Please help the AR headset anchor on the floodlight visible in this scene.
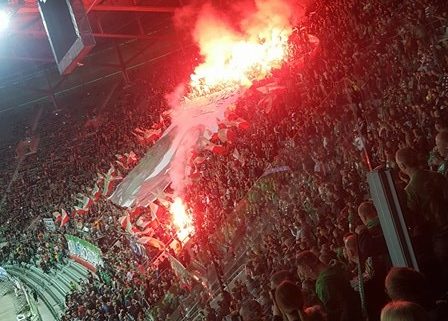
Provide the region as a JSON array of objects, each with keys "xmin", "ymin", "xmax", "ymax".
[{"xmin": 0, "ymin": 10, "xmax": 10, "ymax": 31}]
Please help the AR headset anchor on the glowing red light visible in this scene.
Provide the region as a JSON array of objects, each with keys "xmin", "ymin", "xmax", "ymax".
[{"xmin": 170, "ymin": 197, "xmax": 194, "ymax": 242}]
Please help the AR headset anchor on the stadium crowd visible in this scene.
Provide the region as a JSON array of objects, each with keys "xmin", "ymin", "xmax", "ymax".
[
  {"xmin": 0, "ymin": 0, "xmax": 448, "ymax": 320},
  {"xmin": 182, "ymin": 0, "xmax": 448, "ymax": 320},
  {"xmin": 0, "ymin": 57, "xmax": 186, "ymax": 320}
]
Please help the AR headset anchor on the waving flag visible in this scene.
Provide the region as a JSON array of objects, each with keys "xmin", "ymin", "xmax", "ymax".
[
  {"xmin": 137, "ymin": 236, "xmax": 165, "ymax": 249},
  {"xmin": 128, "ymin": 206, "xmax": 145, "ymax": 220},
  {"xmin": 205, "ymin": 142, "xmax": 226, "ymax": 155},
  {"xmin": 149, "ymin": 202, "xmax": 165, "ymax": 219},
  {"xmin": 96, "ymin": 171, "xmax": 105, "ymax": 185},
  {"xmin": 53, "ymin": 211, "xmax": 62, "ymax": 223},
  {"xmin": 217, "ymin": 128, "xmax": 236, "ymax": 143},
  {"xmin": 116, "ymin": 151, "xmax": 138, "ymax": 170},
  {"xmin": 91, "ymin": 183, "xmax": 102, "ymax": 202},
  {"xmin": 110, "ymin": 88, "xmax": 243, "ymax": 208},
  {"xmin": 119, "ymin": 215, "xmax": 129, "ymax": 230},
  {"xmin": 126, "ymin": 221, "xmax": 139, "ymax": 235},
  {"xmin": 118, "ymin": 213, "xmax": 138, "ymax": 234},
  {"xmin": 133, "ymin": 128, "xmax": 162, "ymax": 145},
  {"xmin": 115, "ymin": 153, "xmax": 126, "ymax": 164},
  {"xmin": 134, "ymin": 225, "xmax": 155, "ymax": 237},
  {"xmin": 74, "ymin": 194, "xmax": 93, "ymax": 215},
  {"xmin": 116, "ymin": 160, "xmax": 130, "ymax": 171},
  {"xmin": 136, "ymin": 214, "xmax": 154, "ymax": 229},
  {"xmin": 167, "ymin": 253, "xmax": 193, "ymax": 288},
  {"xmin": 107, "ymin": 164, "xmax": 119, "ymax": 177},
  {"xmin": 74, "ymin": 206, "xmax": 86, "ymax": 216},
  {"xmin": 125, "ymin": 151, "xmax": 138, "ymax": 166},
  {"xmin": 60, "ymin": 209, "xmax": 70, "ymax": 227},
  {"xmin": 229, "ymin": 118, "xmax": 250, "ymax": 130},
  {"xmin": 115, "ymin": 154, "xmax": 129, "ymax": 170},
  {"xmin": 103, "ymin": 166, "xmax": 123, "ymax": 196}
]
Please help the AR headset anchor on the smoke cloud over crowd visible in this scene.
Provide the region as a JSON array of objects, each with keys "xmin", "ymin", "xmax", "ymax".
[{"xmin": 166, "ymin": 0, "xmax": 307, "ymax": 197}]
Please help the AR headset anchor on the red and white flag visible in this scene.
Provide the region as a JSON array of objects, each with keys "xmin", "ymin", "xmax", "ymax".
[
  {"xmin": 116, "ymin": 151, "xmax": 138, "ymax": 170},
  {"xmin": 125, "ymin": 151, "xmax": 138, "ymax": 166},
  {"xmin": 91, "ymin": 183, "xmax": 102, "ymax": 202},
  {"xmin": 137, "ymin": 236, "xmax": 165, "ymax": 249},
  {"xmin": 205, "ymin": 142, "xmax": 226, "ymax": 155},
  {"xmin": 126, "ymin": 221, "xmax": 139, "ymax": 235},
  {"xmin": 116, "ymin": 160, "xmax": 129, "ymax": 171},
  {"xmin": 228, "ymin": 118, "xmax": 250, "ymax": 130},
  {"xmin": 106, "ymin": 164, "xmax": 119, "ymax": 177},
  {"xmin": 103, "ymin": 166, "xmax": 123, "ymax": 196},
  {"xmin": 136, "ymin": 214, "xmax": 153, "ymax": 229},
  {"xmin": 217, "ymin": 128, "xmax": 236, "ymax": 144},
  {"xmin": 60, "ymin": 209, "xmax": 70, "ymax": 227},
  {"xmin": 96, "ymin": 172, "xmax": 105, "ymax": 187},
  {"xmin": 192, "ymin": 155, "xmax": 206, "ymax": 165},
  {"xmin": 53, "ymin": 211, "xmax": 62, "ymax": 223},
  {"xmin": 149, "ymin": 202, "xmax": 165, "ymax": 218},
  {"xmin": 115, "ymin": 153, "xmax": 126, "ymax": 164},
  {"xmin": 119, "ymin": 214, "xmax": 129, "ymax": 230},
  {"xmin": 119, "ymin": 213, "xmax": 139, "ymax": 234},
  {"xmin": 74, "ymin": 194, "xmax": 93, "ymax": 215},
  {"xmin": 133, "ymin": 128, "xmax": 162, "ymax": 145},
  {"xmin": 128, "ymin": 206, "xmax": 145, "ymax": 220},
  {"xmin": 134, "ymin": 225, "xmax": 155, "ymax": 237}
]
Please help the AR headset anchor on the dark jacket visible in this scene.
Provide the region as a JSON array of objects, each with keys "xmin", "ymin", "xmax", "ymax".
[{"xmin": 315, "ymin": 264, "xmax": 363, "ymax": 321}]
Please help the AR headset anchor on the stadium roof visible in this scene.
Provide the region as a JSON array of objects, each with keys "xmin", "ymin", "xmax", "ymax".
[{"xmin": 0, "ymin": 0, "xmax": 184, "ymax": 113}]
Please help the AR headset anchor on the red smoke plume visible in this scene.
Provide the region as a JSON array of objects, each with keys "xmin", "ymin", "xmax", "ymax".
[{"xmin": 166, "ymin": 0, "xmax": 304, "ymax": 197}]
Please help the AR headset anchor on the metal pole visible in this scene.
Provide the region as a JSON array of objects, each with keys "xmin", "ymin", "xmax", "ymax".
[
  {"xmin": 206, "ymin": 240, "xmax": 226, "ymax": 295},
  {"xmin": 114, "ymin": 41, "xmax": 130, "ymax": 84}
]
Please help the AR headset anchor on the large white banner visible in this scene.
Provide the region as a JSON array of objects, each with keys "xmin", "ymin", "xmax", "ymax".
[{"xmin": 110, "ymin": 88, "xmax": 243, "ymax": 208}]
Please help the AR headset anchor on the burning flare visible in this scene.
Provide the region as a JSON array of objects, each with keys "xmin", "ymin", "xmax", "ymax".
[
  {"xmin": 170, "ymin": 197, "xmax": 194, "ymax": 242},
  {"xmin": 187, "ymin": 0, "xmax": 294, "ymax": 96}
]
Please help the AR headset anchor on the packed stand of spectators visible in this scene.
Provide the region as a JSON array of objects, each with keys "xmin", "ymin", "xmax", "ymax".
[
  {"xmin": 178, "ymin": 0, "xmax": 448, "ymax": 321},
  {"xmin": 0, "ymin": 224, "xmax": 67, "ymax": 273},
  {"xmin": 0, "ymin": 54, "xmax": 192, "ymax": 320},
  {"xmin": 1, "ymin": 0, "xmax": 448, "ymax": 320}
]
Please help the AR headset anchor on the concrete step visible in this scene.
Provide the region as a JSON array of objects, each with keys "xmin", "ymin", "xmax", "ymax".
[
  {"xmin": 8, "ymin": 265, "xmax": 66, "ymax": 307},
  {"xmin": 24, "ymin": 265, "xmax": 67, "ymax": 303},
  {"xmin": 54, "ymin": 270, "xmax": 73, "ymax": 292},
  {"xmin": 57, "ymin": 262, "xmax": 89, "ymax": 286},
  {"xmin": 68, "ymin": 261, "xmax": 90, "ymax": 278},
  {"xmin": 6, "ymin": 268, "xmax": 62, "ymax": 320}
]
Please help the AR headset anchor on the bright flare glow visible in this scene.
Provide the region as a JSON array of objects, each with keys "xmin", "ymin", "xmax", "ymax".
[
  {"xmin": 188, "ymin": 3, "xmax": 293, "ymax": 97},
  {"xmin": 170, "ymin": 197, "xmax": 194, "ymax": 242},
  {"xmin": 0, "ymin": 10, "xmax": 11, "ymax": 32}
]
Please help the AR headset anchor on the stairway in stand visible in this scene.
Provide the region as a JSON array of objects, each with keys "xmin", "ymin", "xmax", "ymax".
[{"xmin": 5, "ymin": 260, "xmax": 90, "ymax": 320}]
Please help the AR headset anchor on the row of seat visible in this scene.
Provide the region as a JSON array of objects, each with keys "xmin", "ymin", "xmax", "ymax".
[{"xmin": 5, "ymin": 260, "xmax": 89, "ymax": 320}]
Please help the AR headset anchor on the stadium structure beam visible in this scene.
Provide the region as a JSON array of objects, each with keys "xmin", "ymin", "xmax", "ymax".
[
  {"xmin": 93, "ymin": 33, "xmax": 164, "ymax": 40},
  {"xmin": 18, "ymin": 5, "xmax": 177, "ymax": 14},
  {"xmin": 0, "ymin": 56, "xmax": 53, "ymax": 62},
  {"xmin": 91, "ymin": 5, "xmax": 177, "ymax": 13},
  {"xmin": 114, "ymin": 40, "xmax": 130, "ymax": 83},
  {"xmin": 13, "ymin": 29, "xmax": 169, "ymax": 40},
  {"xmin": 124, "ymin": 42, "xmax": 154, "ymax": 65},
  {"xmin": 86, "ymin": 0, "xmax": 103, "ymax": 14}
]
